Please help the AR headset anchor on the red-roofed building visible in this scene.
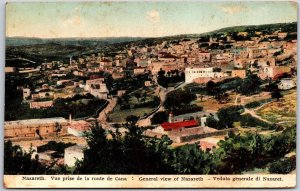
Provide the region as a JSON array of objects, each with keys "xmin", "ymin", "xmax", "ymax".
[{"xmin": 161, "ymin": 120, "xmax": 198, "ymax": 131}]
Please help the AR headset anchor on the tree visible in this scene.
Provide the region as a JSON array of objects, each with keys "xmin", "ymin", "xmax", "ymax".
[
  {"xmin": 206, "ymin": 81, "xmax": 225, "ymax": 101},
  {"xmin": 134, "ymin": 92, "xmax": 141, "ymax": 102},
  {"xmin": 171, "ymin": 143, "xmax": 215, "ymax": 174},
  {"xmin": 205, "ymin": 115, "xmax": 219, "ymax": 129},
  {"xmin": 271, "ymin": 88, "xmax": 283, "ymax": 101},
  {"xmin": 215, "ymin": 92, "xmax": 229, "ymax": 104},
  {"xmin": 157, "ymin": 69, "xmax": 168, "ymax": 87},
  {"xmin": 213, "ymin": 67, "xmax": 222, "ymax": 72},
  {"xmin": 269, "ymin": 156, "xmax": 296, "ymax": 174},
  {"xmin": 238, "ymin": 73, "xmax": 262, "ymax": 95},
  {"xmin": 126, "ymin": 115, "xmax": 139, "ymax": 124},
  {"xmin": 151, "ymin": 111, "xmax": 168, "ymax": 124},
  {"xmin": 206, "ymin": 81, "xmax": 217, "ymax": 95},
  {"xmin": 75, "ymin": 122, "xmax": 175, "ymax": 174},
  {"xmin": 214, "ymin": 132, "xmax": 265, "ymax": 174},
  {"xmin": 265, "ymin": 80, "xmax": 278, "ymax": 92},
  {"xmin": 164, "ymin": 89, "xmax": 196, "ymax": 110},
  {"xmin": 4, "ymin": 141, "xmax": 46, "ymax": 174},
  {"xmin": 217, "ymin": 105, "xmax": 244, "ymax": 128}
]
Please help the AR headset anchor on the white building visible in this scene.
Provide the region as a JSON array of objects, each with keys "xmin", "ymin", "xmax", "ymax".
[
  {"xmin": 185, "ymin": 67, "xmax": 215, "ymax": 83},
  {"xmin": 89, "ymin": 84, "xmax": 109, "ymax": 99},
  {"xmin": 278, "ymin": 79, "xmax": 296, "ymax": 90},
  {"xmin": 64, "ymin": 145, "xmax": 86, "ymax": 167}
]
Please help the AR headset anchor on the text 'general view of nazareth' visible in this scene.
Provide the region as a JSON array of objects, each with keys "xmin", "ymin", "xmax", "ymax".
[{"xmin": 5, "ymin": 2, "xmax": 297, "ymax": 176}]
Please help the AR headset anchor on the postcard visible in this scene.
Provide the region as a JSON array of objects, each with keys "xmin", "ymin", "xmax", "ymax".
[{"xmin": 4, "ymin": 1, "xmax": 297, "ymax": 188}]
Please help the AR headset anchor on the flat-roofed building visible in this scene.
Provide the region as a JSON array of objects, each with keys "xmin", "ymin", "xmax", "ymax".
[
  {"xmin": 185, "ymin": 67, "xmax": 214, "ymax": 83},
  {"xmin": 4, "ymin": 117, "xmax": 68, "ymax": 138}
]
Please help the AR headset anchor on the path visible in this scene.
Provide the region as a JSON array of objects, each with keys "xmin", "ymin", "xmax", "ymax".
[
  {"xmin": 98, "ymin": 97, "xmax": 117, "ymax": 130},
  {"xmin": 242, "ymin": 108, "xmax": 273, "ymax": 124},
  {"xmin": 137, "ymin": 82, "xmax": 187, "ymax": 127},
  {"xmin": 234, "ymin": 94, "xmax": 240, "ymax": 105}
]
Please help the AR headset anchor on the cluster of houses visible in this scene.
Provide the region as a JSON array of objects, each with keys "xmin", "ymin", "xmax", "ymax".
[
  {"xmin": 4, "ymin": 29, "xmax": 297, "ymax": 168},
  {"xmin": 6, "ymin": 29, "xmax": 296, "ymax": 111}
]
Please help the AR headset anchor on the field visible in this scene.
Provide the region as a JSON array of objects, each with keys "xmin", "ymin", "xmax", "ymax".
[
  {"xmin": 193, "ymin": 92, "xmax": 237, "ymax": 112},
  {"xmin": 108, "ymin": 87, "xmax": 159, "ymax": 122},
  {"xmin": 108, "ymin": 105, "xmax": 153, "ymax": 122},
  {"xmin": 256, "ymin": 89, "xmax": 296, "ymax": 127}
]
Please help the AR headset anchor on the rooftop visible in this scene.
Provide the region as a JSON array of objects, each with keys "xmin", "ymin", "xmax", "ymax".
[
  {"xmin": 5, "ymin": 117, "xmax": 67, "ymax": 128},
  {"xmin": 161, "ymin": 120, "xmax": 198, "ymax": 131}
]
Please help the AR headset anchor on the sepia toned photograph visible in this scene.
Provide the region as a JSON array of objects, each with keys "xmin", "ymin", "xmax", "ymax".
[{"xmin": 4, "ymin": 1, "xmax": 297, "ymax": 188}]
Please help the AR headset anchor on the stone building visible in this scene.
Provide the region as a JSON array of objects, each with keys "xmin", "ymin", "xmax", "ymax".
[{"xmin": 4, "ymin": 117, "xmax": 68, "ymax": 138}]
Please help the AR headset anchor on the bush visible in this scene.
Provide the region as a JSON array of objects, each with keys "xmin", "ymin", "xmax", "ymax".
[{"xmin": 269, "ymin": 156, "xmax": 296, "ymax": 174}]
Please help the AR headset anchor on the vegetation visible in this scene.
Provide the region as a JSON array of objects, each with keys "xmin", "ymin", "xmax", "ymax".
[
  {"xmin": 37, "ymin": 141, "xmax": 76, "ymax": 155},
  {"xmin": 75, "ymin": 123, "xmax": 295, "ymax": 174},
  {"xmin": 106, "ymin": 74, "xmax": 149, "ymax": 95},
  {"xmin": 108, "ymin": 106, "xmax": 153, "ymax": 122},
  {"xmin": 151, "ymin": 111, "xmax": 169, "ymax": 125},
  {"xmin": 5, "ymin": 122, "xmax": 295, "ymax": 175},
  {"xmin": 269, "ymin": 156, "xmax": 296, "ymax": 174},
  {"xmin": 7, "ymin": 96, "xmax": 107, "ymax": 121},
  {"xmin": 271, "ymin": 88, "xmax": 283, "ymax": 101},
  {"xmin": 164, "ymin": 89, "xmax": 202, "ymax": 115},
  {"xmin": 206, "ymin": 106, "xmax": 276, "ymax": 130},
  {"xmin": 157, "ymin": 69, "xmax": 185, "ymax": 88},
  {"xmin": 237, "ymin": 73, "xmax": 262, "ymax": 96},
  {"xmin": 240, "ymin": 114, "xmax": 273, "ymax": 129},
  {"xmin": 4, "ymin": 141, "xmax": 46, "ymax": 174},
  {"xmin": 256, "ymin": 89, "xmax": 296, "ymax": 127},
  {"xmin": 244, "ymin": 99, "xmax": 271, "ymax": 109},
  {"xmin": 74, "ymin": 123, "xmax": 175, "ymax": 174},
  {"xmin": 245, "ymin": 101, "xmax": 261, "ymax": 108},
  {"xmin": 205, "ymin": 115, "xmax": 221, "ymax": 129},
  {"xmin": 110, "ymin": 89, "xmax": 160, "ymax": 122},
  {"xmin": 214, "ymin": 127, "xmax": 296, "ymax": 174},
  {"xmin": 216, "ymin": 105, "xmax": 244, "ymax": 129}
]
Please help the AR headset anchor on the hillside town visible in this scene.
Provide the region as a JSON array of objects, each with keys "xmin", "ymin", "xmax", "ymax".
[{"xmin": 5, "ymin": 27, "xmax": 297, "ymax": 173}]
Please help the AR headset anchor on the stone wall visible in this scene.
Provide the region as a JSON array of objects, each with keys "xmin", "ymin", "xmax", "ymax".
[
  {"xmin": 179, "ymin": 128, "xmax": 238, "ymax": 143},
  {"xmin": 4, "ymin": 119, "xmax": 68, "ymax": 138}
]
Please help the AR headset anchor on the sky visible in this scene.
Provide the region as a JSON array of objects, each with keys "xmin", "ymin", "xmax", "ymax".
[{"xmin": 6, "ymin": 1, "xmax": 298, "ymax": 38}]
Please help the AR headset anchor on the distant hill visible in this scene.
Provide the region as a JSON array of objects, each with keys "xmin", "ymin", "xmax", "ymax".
[
  {"xmin": 171, "ymin": 22, "xmax": 297, "ymax": 38},
  {"xmin": 5, "ymin": 37, "xmax": 145, "ymax": 65},
  {"xmin": 199, "ymin": 21, "xmax": 297, "ymax": 36},
  {"xmin": 127, "ymin": 22, "xmax": 297, "ymax": 47},
  {"xmin": 5, "ymin": 22, "xmax": 297, "ymax": 67},
  {"xmin": 6, "ymin": 37, "xmax": 145, "ymax": 47}
]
